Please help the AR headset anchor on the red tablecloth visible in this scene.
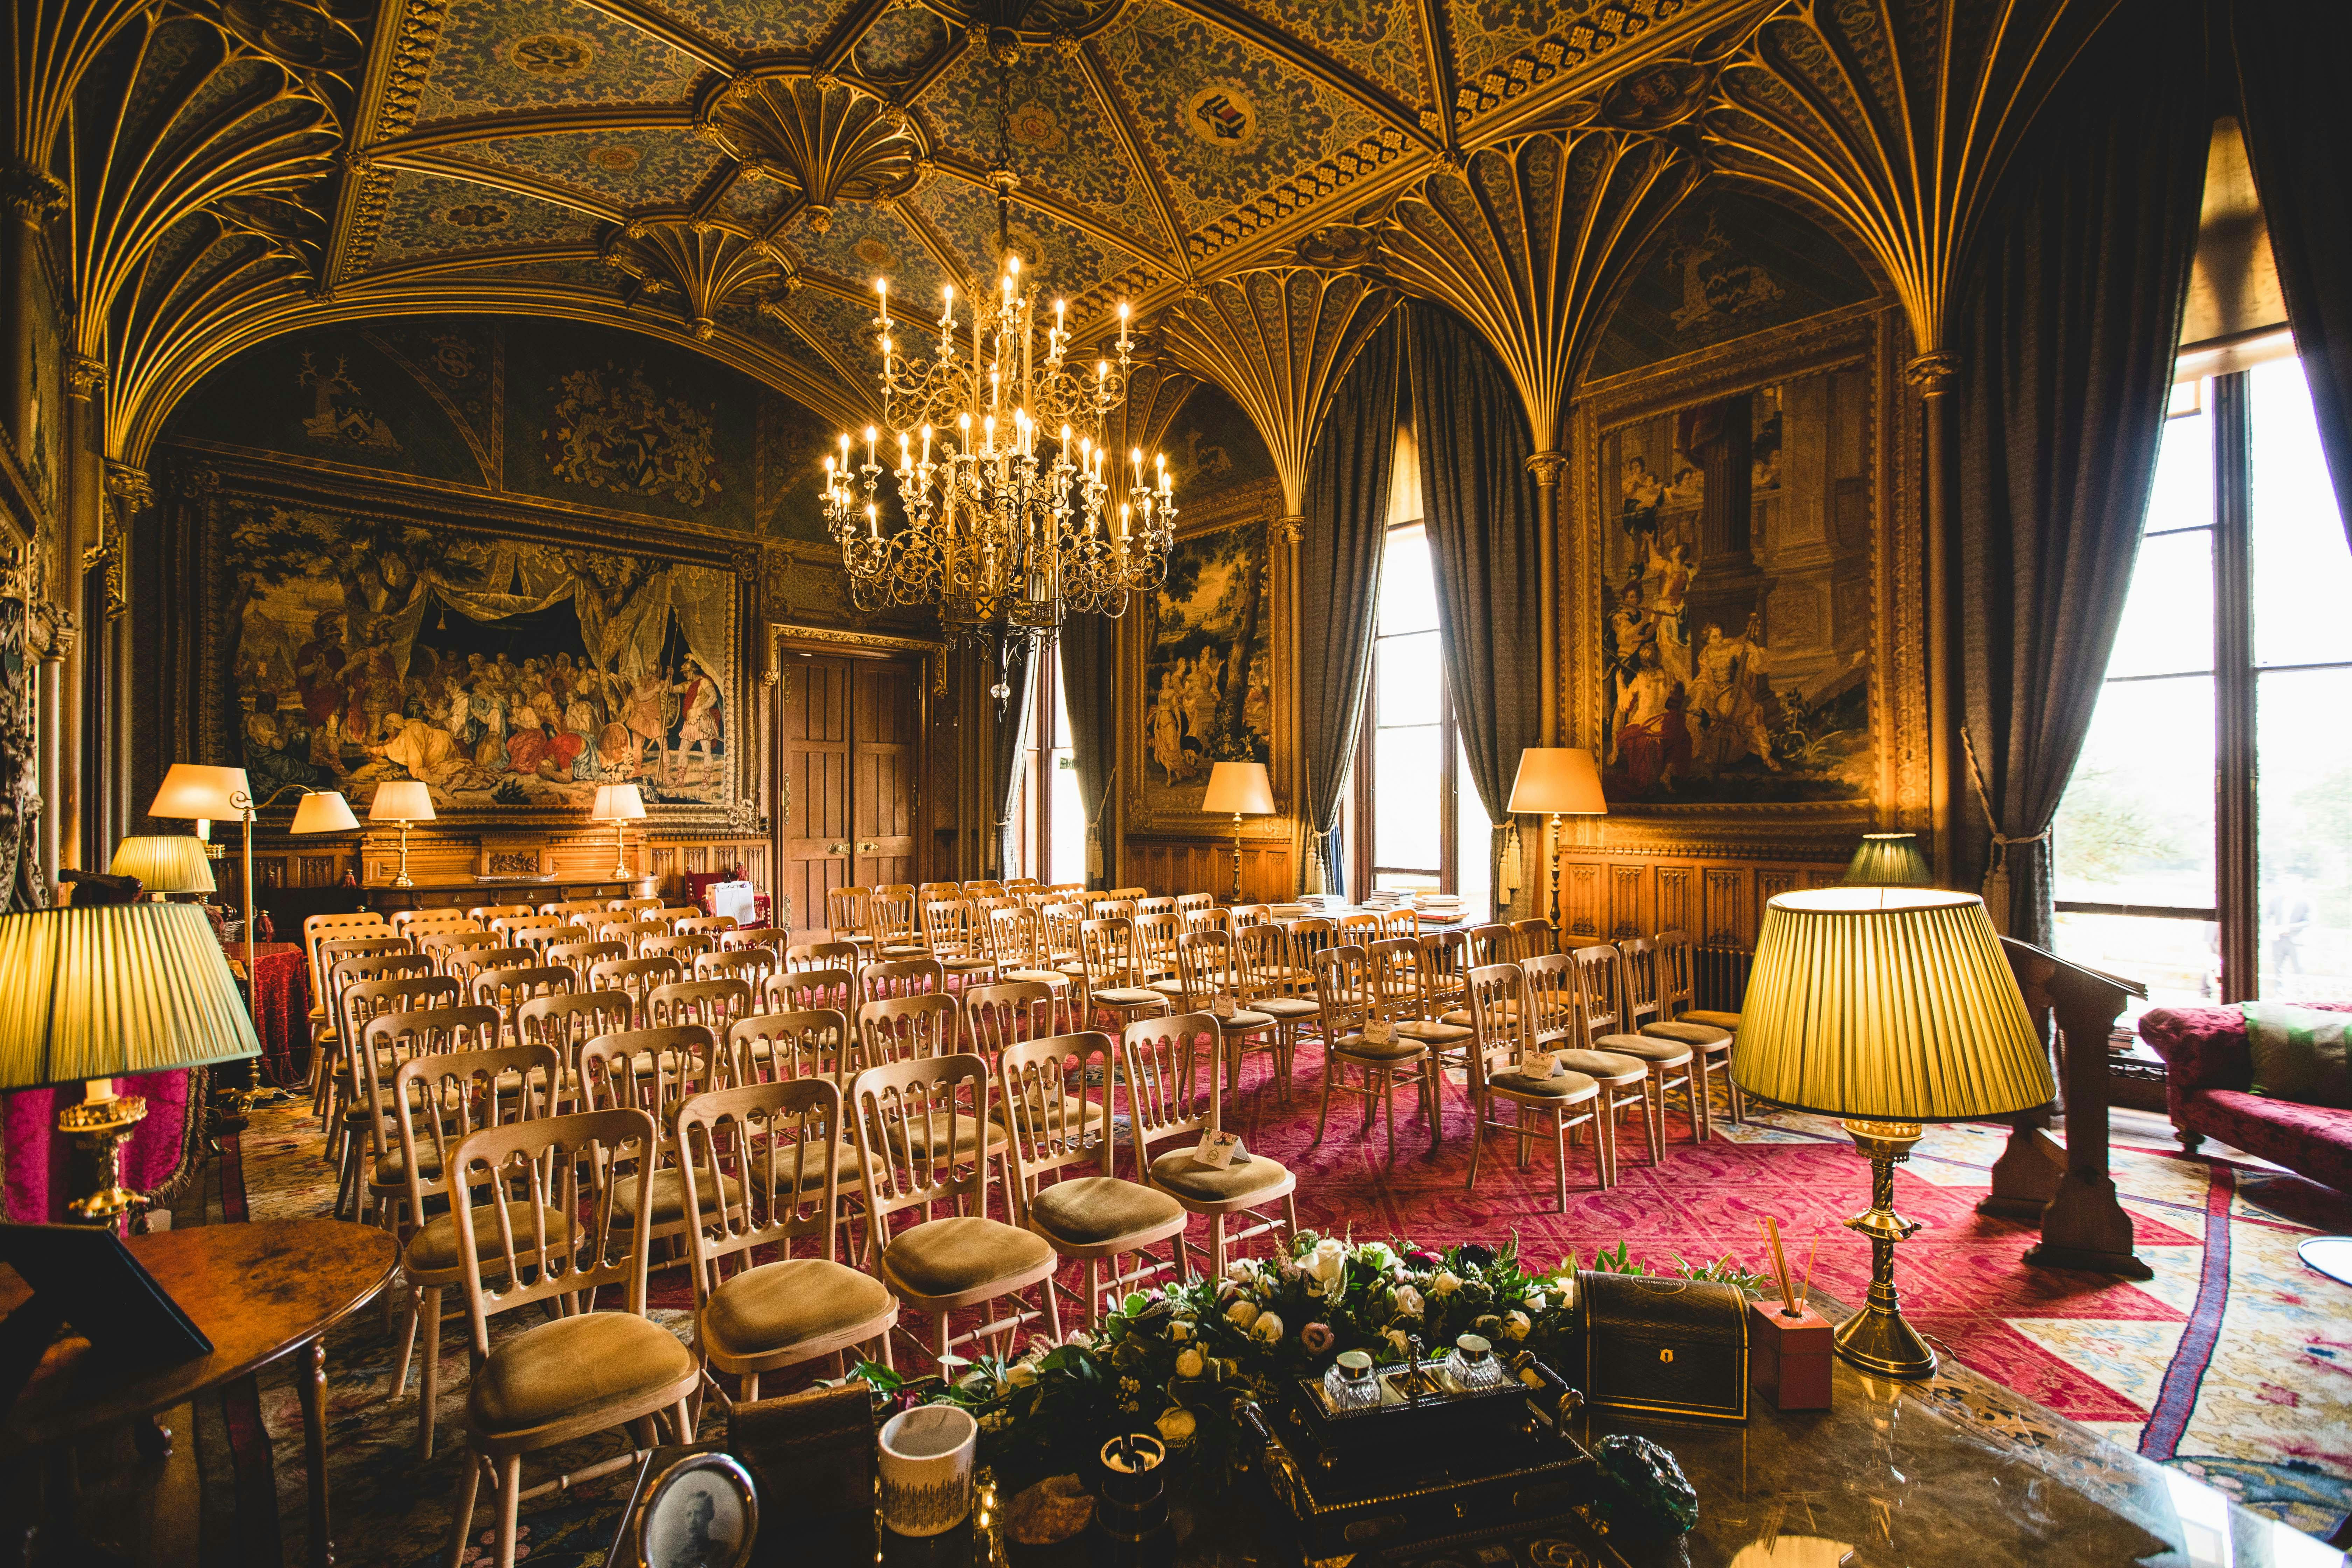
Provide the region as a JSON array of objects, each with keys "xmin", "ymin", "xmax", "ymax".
[{"xmin": 0, "ymin": 943, "xmax": 308, "ymax": 1223}]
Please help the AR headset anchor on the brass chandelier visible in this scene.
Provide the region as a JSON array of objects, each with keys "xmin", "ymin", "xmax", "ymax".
[{"xmin": 821, "ymin": 247, "xmax": 1177, "ymax": 678}]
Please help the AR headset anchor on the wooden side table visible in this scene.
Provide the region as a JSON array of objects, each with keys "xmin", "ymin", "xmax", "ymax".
[{"xmin": 0, "ymin": 1218, "xmax": 398, "ymax": 1567}]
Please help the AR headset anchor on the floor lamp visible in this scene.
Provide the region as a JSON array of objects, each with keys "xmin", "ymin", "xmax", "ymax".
[
  {"xmin": 1507, "ymin": 749, "xmax": 1606, "ymax": 932},
  {"xmin": 1200, "ymin": 762, "xmax": 1273, "ymax": 904},
  {"xmin": 1734, "ymin": 886, "xmax": 2054, "ymax": 1377},
  {"xmin": 149, "ymin": 765, "xmax": 360, "ymax": 982},
  {"xmin": 592, "ymin": 782, "xmax": 646, "ymax": 880}
]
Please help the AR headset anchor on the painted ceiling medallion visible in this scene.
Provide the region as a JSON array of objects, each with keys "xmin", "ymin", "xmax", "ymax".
[
  {"xmin": 696, "ymin": 75, "xmax": 922, "ymax": 233},
  {"xmin": 601, "ymin": 216, "xmax": 790, "ymax": 341},
  {"xmin": 1182, "ymin": 82, "xmax": 1258, "ymax": 150},
  {"xmin": 587, "ymin": 144, "xmax": 645, "ymax": 173},
  {"xmin": 507, "ymin": 32, "xmax": 597, "ymax": 79},
  {"xmin": 1004, "ymin": 99, "xmax": 1065, "ymax": 153}
]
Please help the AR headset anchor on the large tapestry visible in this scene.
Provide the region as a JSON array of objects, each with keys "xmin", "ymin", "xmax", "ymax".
[
  {"xmin": 1140, "ymin": 519, "xmax": 1274, "ymax": 816},
  {"xmin": 1597, "ymin": 360, "xmax": 1875, "ymax": 805},
  {"xmin": 222, "ymin": 500, "xmax": 736, "ymax": 816}
]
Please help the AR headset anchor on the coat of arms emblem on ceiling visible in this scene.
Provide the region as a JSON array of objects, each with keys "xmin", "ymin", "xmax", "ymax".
[{"xmin": 544, "ymin": 364, "xmax": 720, "ymax": 508}]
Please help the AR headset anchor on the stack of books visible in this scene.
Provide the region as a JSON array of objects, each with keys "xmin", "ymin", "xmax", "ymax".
[{"xmin": 1414, "ymin": 893, "xmax": 1465, "ymax": 926}]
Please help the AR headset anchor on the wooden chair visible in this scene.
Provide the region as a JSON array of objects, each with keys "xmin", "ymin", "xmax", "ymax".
[
  {"xmin": 1175, "ymin": 929, "xmax": 1279, "ymax": 1095},
  {"xmin": 1310, "ymin": 944, "xmax": 1436, "ymax": 1163},
  {"xmin": 1464, "ymin": 922, "xmax": 1516, "ymax": 969},
  {"xmin": 326, "ymin": 959, "xmax": 442, "ymax": 1212},
  {"xmin": 824, "ymin": 886, "xmax": 876, "ymax": 957},
  {"xmin": 439, "ymin": 1109, "xmax": 700, "ymax": 1568},
  {"xmin": 866, "ymin": 886, "xmax": 925, "ymax": 958},
  {"xmin": 920, "ymin": 898, "xmax": 1000, "ymax": 987},
  {"xmin": 542, "ymin": 900, "xmax": 609, "ymax": 923},
  {"xmin": 1522, "ymin": 953, "xmax": 1643, "ymax": 1187},
  {"xmin": 392, "ymin": 908, "xmax": 476, "ymax": 941},
  {"xmin": 304, "ymin": 911, "xmax": 390, "ymax": 1006},
  {"xmin": 788, "ymin": 938, "xmax": 862, "ymax": 969},
  {"xmin": 1651, "ymin": 928, "xmax": 1742, "ymax": 1125},
  {"xmin": 641, "ymin": 932, "xmax": 715, "ymax": 965},
  {"xmin": 695, "ymin": 946, "xmax": 782, "ymax": 994},
  {"xmin": 1368, "ymin": 935, "xmax": 1474, "ymax": 1119},
  {"xmin": 649, "ymin": 977, "xmax": 755, "ymax": 1036},
  {"xmin": 1037, "ymin": 902, "xmax": 1091, "ymax": 995},
  {"xmin": 1568, "ymin": 944, "xmax": 1701, "ymax": 1157},
  {"xmin": 1231, "ymin": 922, "xmax": 1318, "ymax": 1102},
  {"xmin": 856, "ymin": 992, "xmax": 964, "ymax": 1069},
  {"xmin": 727, "ymin": 1008, "xmax": 854, "ymax": 1090},
  {"xmin": 589, "ymin": 954, "xmax": 683, "ymax": 1027},
  {"xmin": 382, "ymin": 1036, "xmax": 555, "ymax": 1460},
  {"xmin": 1078, "ymin": 917, "xmax": 1171, "ymax": 1029},
  {"xmin": 444, "ymin": 947, "xmax": 536, "ymax": 997},
  {"xmin": 513, "ymin": 924, "xmax": 585, "ymax": 964},
  {"xmin": 1378, "ymin": 907, "xmax": 1421, "ymax": 939},
  {"xmin": 848, "ymin": 1053, "xmax": 1060, "ymax": 1362},
  {"xmin": 765, "ymin": 965, "xmax": 857, "ymax": 1018},
  {"xmin": 579, "ymin": 1026, "xmax": 731, "ymax": 1264},
  {"xmin": 1460, "ymin": 962, "xmax": 1604, "ymax": 1210},
  {"xmin": 676, "ymin": 915, "xmax": 737, "ymax": 939},
  {"xmin": 1511, "ymin": 916, "xmax": 1558, "ymax": 958},
  {"xmin": 465, "ymin": 903, "xmax": 536, "ymax": 925},
  {"xmin": 600, "ymin": 918, "xmax": 672, "ymax": 955},
  {"xmin": 1105, "ymin": 886, "xmax": 1149, "ymax": 902},
  {"xmin": 422, "ymin": 929, "xmax": 505, "ymax": 976},
  {"xmin": 547, "ymin": 938, "xmax": 628, "ymax": 976},
  {"xmin": 656, "ymin": 905, "xmax": 706, "ymax": 928},
  {"xmin": 514, "ymin": 990, "xmax": 635, "ymax": 1104},
  {"xmin": 676, "ymin": 1078, "xmax": 896, "ymax": 1408},
  {"xmin": 1121, "ymin": 1013, "xmax": 1297, "ymax": 1277},
  {"xmin": 963, "ymin": 979, "xmax": 1062, "ymax": 1062},
  {"xmin": 609, "ymin": 896, "xmax": 667, "ymax": 915},
  {"xmin": 358, "ymin": 1003, "xmax": 505, "ymax": 1231},
  {"xmin": 719, "ymin": 927, "xmax": 790, "ymax": 956},
  {"xmin": 1088, "ymin": 897, "xmax": 1139, "ymax": 923},
  {"xmin": 469, "ymin": 965, "xmax": 575, "ymax": 1045},
  {"xmin": 1000, "ymin": 1031, "xmax": 1188, "ymax": 1325},
  {"xmin": 1135, "ymin": 912, "xmax": 1186, "ymax": 999},
  {"xmin": 1173, "ymin": 892, "xmax": 1214, "ymax": 916},
  {"xmin": 1337, "ymin": 912, "xmax": 1384, "ymax": 944},
  {"xmin": 309, "ymin": 931, "xmax": 407, "ymax": 1111}
]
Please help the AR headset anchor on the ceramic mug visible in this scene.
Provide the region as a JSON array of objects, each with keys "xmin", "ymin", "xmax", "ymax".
[{"xmin": 877, "ymin": 1404, "xmax": 978, "ymax": 1537}]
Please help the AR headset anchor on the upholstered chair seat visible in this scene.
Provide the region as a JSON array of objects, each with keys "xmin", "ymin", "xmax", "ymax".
[
  {"xmin": 612, "ymin": 1168, "xmax": 743, "ymax": 1226},
  {"xmin": 1251, "ymin": 996, "xmax": 1320, "ymax": 1021},
  {"xmin": 1091, "ymin": 985, "xmax": 1166, "ymax": 1008},
  {"xmin": 1642, "ymin": 1020, "xmax": 1732, "ymax": 1048},
  {"xmin": 466, "ymin": 1311, "xmax": 697, "ymax": 1437},
  {"xmin": 700, "ymin": 1259, "xmax": 896, "ymax": 1363},
  {"xmin": 880, "ymin": 1215, "xmax": 1056, "ymax": 1298},
  {"xmin": 1552, "ymin": 1048, "xmax": 1648, "ymax": 1082},
  {"xmin": 1491, "ymin": 1065, "xmax": 1601, "ymax": 1099},
  {"xmin": 1681, "ymin": 1009, "xmax": 1742, "ymax": 1032},
  {"xmin": 992, "ymin": 1092, "xmax": 1088, "ymax": 1136},
  {"xmin": 891, "ymin": 1108, "xmax": 1012, "ymax": 1160},
  {"xmin": 1395, "ymin": 1018, "xmax": 1472, "ymax": 1045},
  {"xmin": 404, "ymin": 1202, "xmax": 573, "ymax": 1274},
  {"xmin": 1026, "ymin": 1176, "xmax": 1185, "ymax": 1249},
  {"xmin": 1146, "ymin": 1147, "xmax": 1293, "ymax": 1204},
  {"xmin": 1329, "ymin": 1032, "xmax": 1428, "ymax": 1064},
  {"xmin": 1591, "ymin": 1033, "xmax": 1694, "ymax": 1066}
]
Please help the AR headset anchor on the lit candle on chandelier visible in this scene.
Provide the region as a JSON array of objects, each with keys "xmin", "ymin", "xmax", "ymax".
[
  {"xmin": 920, "ymin": 424, "xmax": 932, "ymax": 467},
  {"xmin": 866, "ymin": 425, "xmax": 877, "ymax": 468},
  {"xmin": 1118, "ymin": 501, "xmax": 1129, "ymax": 539},
  {"xmin": 1117, "ymin": 301, "xmax": 1130, "ymax": 349},
  {"xmin": 1130, "ymin": 447, "xmax": 1142, "ymax": 489},
  {"xmin": 983, "ymin": 414, "xmax": 996, "ymax": 457},
  {"xmin": 875, "ymin": 275, "xmax": 889, "ymax": 321},
  {"xmin": 866, "ymin": 502, "xmax": 878, "ymax": 538}
]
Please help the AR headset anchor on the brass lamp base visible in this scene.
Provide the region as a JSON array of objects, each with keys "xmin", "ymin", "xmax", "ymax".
[
  {"xmin": 391, "ymin": 819, "xmax": 415, "ymax": 888},
  {"xmin": 1833, "ymin": 1118, "xmax": 1937, "ymax": 1380},
  {"xmin": 612, "ymin": 819, "xmax": 631, "ymax": 880},
  {"xmin": 1227, "ymin": 811, "xmax": 1244, "ymax": 903},
  {"xmin": 56, "ymin": 1088, "xmax": 150, "ymax": 1224}
]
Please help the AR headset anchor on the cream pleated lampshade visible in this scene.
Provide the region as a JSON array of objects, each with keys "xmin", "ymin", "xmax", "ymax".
[
  {"xmin": 0, "ymin": 903, "xmax": 261, "ymax": 1092},
  {"xmin": 110, "ymin": 835, "xmax": 217, "ymax": 895},
  {"xmin": 1733, "ymin": 887, "xmax": 2053, "ymax": 1122}
]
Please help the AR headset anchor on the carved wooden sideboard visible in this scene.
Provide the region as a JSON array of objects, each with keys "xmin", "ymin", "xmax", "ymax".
[{"xmin": 1557, "ymin": 850, "xmax": 1849, "ymax": 1011}]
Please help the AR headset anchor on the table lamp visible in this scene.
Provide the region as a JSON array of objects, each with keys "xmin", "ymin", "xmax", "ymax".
[
  {"xmin": 592, "ymin": 782, "xmax": 646, "ymax": 880},
  {"xmin": 369, "ymin": 780, "xmax": 435, "ymax": 888},
  {"xmin": 1199, "ymin": 762, "xmax": 1273, "ymax": 904},
  {"xmin": 1507, "ymin": 748, "xmax": 1606, "ymax": 932},
  {"xmin": 0, "ymin": 903, "xmax": 262, "ymax": 1221},
  {"xmin": 150, "ymin": 768, "xmax": 361, "ymax": 980},
  {"xmin": 1841, "ymin": 832, "xmax": 1932, "ymax": 887},
  {"xmin": 109, "ymin": 836, "xmax": 217, "ymax": 897},
  {"xmin": 1734, "ymin": 887, "xmax": 2053, "ymax": 1378}
]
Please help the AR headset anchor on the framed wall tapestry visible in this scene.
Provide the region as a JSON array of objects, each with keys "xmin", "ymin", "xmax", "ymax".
[
  {"xmin": 1123, "ymin": 483, "xmax": 1286, "ymax": 827},
  {"xmin": 192, "ymin": 472, "xmax": 756, "ymax": 829},
  {"xmin": 1568, "ymin": 305, "xmax": 1923, "ymax": 855}
]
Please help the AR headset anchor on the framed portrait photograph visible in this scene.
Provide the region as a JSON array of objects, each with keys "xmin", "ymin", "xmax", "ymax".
[{"xmin": 632, "ymin": 1451, "xmax": 758, "ymax": 1568}]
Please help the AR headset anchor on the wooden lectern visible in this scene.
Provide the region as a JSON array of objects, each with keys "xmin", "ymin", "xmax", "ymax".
[{"xmin": 1978, "ymin": 938, "xmax": 2152, "ymax": 1279}]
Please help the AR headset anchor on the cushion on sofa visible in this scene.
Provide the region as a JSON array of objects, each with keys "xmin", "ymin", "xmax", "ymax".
[
  {"xmin": 2179, "ymin": 1089, "xmax": 2352, "ymax": 1193},
  {"xmin": 2240, "ymin": 1001, "xmax": 2352, "ymax": 1108}
]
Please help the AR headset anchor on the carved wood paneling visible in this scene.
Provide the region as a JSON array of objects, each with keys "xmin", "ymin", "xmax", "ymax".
[
  {"xmin": 1125, "ymin": 837, "xmax": 1294, "ymax": 905},
  {"xmin": 1563, "ymin": 862, "xmax": 1603, "ymax": 938},
  {"xmin": 1654, "ymin": 864, "xmax": 1692, "ymax": 937},
  {"xmin": 1563, "ymin": 854, "xmax": 1845, "ymax": 957},
  {"xmin": 1702, "ymin": 867, "xmax": 1743, "ymax": 949},
  {"xmin": 1608, "ymin": 863, "xmax": 1646, "ymax": 940}
]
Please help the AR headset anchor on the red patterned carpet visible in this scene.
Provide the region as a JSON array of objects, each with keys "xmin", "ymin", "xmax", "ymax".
[{"xmin": 198, "ymin": 1041, "xmax": 2352, "ymax": 1562}]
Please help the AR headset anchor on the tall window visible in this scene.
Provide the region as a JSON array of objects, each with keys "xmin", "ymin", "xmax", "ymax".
[
  {"xmin": 1341, "ymin": 429, "xmax": 1494, "ymax": 913},
  {"xmin": 1014, "ymin": 646, "xmax": 1087, "ymax": 885},
  {"xmin": 2052, "ymin": 353, "xmax": 2352, "ymax": 1016}
]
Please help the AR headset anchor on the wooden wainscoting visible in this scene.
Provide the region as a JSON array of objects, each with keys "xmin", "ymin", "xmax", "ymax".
[
  {"xmin": 234, "ymin": 830, "xmax": 774, "ymax": 905},
  {"xmin": 1125, "ymin": 835, "xmax": 1295, "ymax": 902},
  {"xmin": 1557, "ymin": 852, "xmax": 1846, "ymax": 1012}
]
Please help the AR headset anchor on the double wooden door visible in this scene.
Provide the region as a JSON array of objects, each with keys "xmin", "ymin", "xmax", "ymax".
[{"xmin": 776, "ymin": 652, "xmax": 924, "ymax": 932}]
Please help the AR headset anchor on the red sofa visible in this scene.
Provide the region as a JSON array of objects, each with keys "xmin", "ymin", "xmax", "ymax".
[{"xmin": 2140, "ymin": 1004, "xmax": 2352, "ymax": 1193}]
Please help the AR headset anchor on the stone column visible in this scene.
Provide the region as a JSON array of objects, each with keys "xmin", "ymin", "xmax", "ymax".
[
  {"xmin": 59, "ymin": 354, "xmax": 104, "ymax": 869},
  {"xmin": 103, "ymin": 462, "xmax": 146, "ymax": 850},
  {"xmin": 1909, "ymin": 351, "xmax": 1961, "ymax": 885},
  {"xmin": 1525, "ymin": 451, "xmax": 1566, "ymax": 750}
]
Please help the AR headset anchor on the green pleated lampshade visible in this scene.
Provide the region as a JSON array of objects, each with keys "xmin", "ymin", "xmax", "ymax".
[
  {"xmin": 1733, "ymin": 888, "xmax": 2053, "ymax": 1122},
  {"xmin": 1841, "ymin": 833, "xmax": 1932, "ymax": 887},
  {"xmin": 0, "ymin": 903, "xmax": 261, "ymax": 1092}
]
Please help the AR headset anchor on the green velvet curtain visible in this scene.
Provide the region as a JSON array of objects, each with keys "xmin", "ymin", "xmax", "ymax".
[
  {"xmin": 1296, "ymin": 316, "xmax": 1402, "ymax": 895},
  {"xmin": 1953, "ymin": 2, "xmax": 2208, "ymax": 946},
  {"xmin": 1060, "ymin": 612, "xmax": 1118, "ymax": 888},
  {"xmin": 1406, "ymin": 303, "xmax": 1545, "ymax": 895},
  {"xmin": 2232, "ymin": 0, "xmax": 2352, "ymax": 546}
]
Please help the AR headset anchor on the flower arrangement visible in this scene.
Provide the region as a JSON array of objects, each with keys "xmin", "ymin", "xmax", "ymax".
[{"xmin": 840, "ymin": 1231, "xmax": 1760, "ymax": 1479}]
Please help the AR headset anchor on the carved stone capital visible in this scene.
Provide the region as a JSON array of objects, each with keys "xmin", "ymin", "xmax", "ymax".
[
  {"xmin": 0, "ymin": 167, "xmax": 68, "ymax": 225},
  {"xmin": 1524, "ymin": 449, "xmax": 1568, "ymax": 488},
  {"xmin": 30, "ymin": 602, "xmax": 78, "ymax": 660},
  {"xmin": 104, "ymin": 462, "xmax": 153, "ymax": 514},
  {"xmin": 1274, "ymin": 514, "xmax": 1305, "ymax": 546},
  {"xmin": 66, "ymin": 357, "xmax": 106, "ymax": 400},
  {"xmin": 1905, "ymin": 351, "xmax": 1960, "ymax": 396}
]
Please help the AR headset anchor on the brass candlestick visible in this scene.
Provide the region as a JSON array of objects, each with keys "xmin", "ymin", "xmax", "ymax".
[
  {"xmin": 57, "ymin": 1080, "xmax": 149, "ymax": 1223},
  {"xmin": 1226, "ymin": 810, "xmax": 1245, "ymax": 904},
  {"xmin": 1833, "ymin": 1119, "xmax": 1935, "ymax": 1378}
]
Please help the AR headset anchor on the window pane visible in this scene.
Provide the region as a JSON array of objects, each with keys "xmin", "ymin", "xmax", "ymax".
[
  {"xmin": 2249, "ymin": 357, "xmax": 2352, "ymax": 669},
  {"xmin": 1376, "ymin": 871, "xmax": 1442, "ymax": 893},
  {"xmin": 2145, "ymin": 402, "xmax": 2213, "ymax": 536},
  {"xmin": 2053, "ymin": 911, "xmax": 2220, "ymax": 1022},
  {"xmin": 2104, "ymin": 530, "xmax": 2214, "ymax": 679},
  {"xmin": 1379, "ymin": 525, "xmax": 1439, "ymax": 635},
  {"xmin": 2257, "ymin": 665, "xmax": 2352, "ymax": 1001},
  {"xmin": 1373, "ymin": 726, "xmax": 1443, "ymax": 871},
  {"xmin": 2053, "ymin": 674, "xmax": 2216, "ymax": 910},
  {"xmin": 1376, "ymin": 630, "xmax": 1444, "ymax": 727},
  {"xmin": 1455, "ymin": 734, "xmax": 1493, "ymax": 918},
  {"xmin": 1049, "ymin": 747, "xmax": 1085, "ymax": 886}
]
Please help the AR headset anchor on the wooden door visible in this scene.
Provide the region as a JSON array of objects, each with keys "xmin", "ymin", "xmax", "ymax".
[
  {"xmin": 776, "ymin": 652, "xmax": 925, "ymax": 932},
  {"xmin": 853, "ymin": 660, "xmax": 920, "ymax": 889}
]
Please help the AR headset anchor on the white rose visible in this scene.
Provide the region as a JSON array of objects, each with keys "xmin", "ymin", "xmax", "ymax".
[
  {"xmin": 1392, "ymin": 1285, "xmax": 1426, "ymax": 1319},
  {"xmin": 1226, "ymin": 1260, "xmax": 1257, "ymax": 1283},
  {"xmin": 1250, "ymin": 1311, "xmax": 1285, "ymax": 1344},
  {"xmin": 1226, "ymin": 1299, "xmax": 1259, "ymax": 1329},
  {"xmin": 1300, "ymin": 1237, "xmax": 1350, "ymax": 1297},
  {"xmin": 1524, "ymin": 1292, "xmax": 1547, "ymax": 1314},
  {"xmin": 1175, "ymin": 1345, "xmax": 1206, "ymax": 1379},
  {"xmin": 1155, "ymin": 1406, "xmax": 1198, "ymax": 1445},
  {"xmin": 1169, "ymin": 1320, "xmax": 1193, "ymax": 1342},
  {"xmin": 1359, "ymin": 1242, "xmax": 1398, "ymax": 1271},
  {"xmin": 1004, "ymin": 1361, "xmax": 1038, "ymax": 1388},
  {"xmin": 1431, "ymin": 1270, "xmax": 1462, "ymax": 1296},
  {"xmin": 1384, "ymin": 1327, "xmax": 1410, "ymax": 1357},
  {"xmin": 1502, "ymin": 1310, "xmax": 1532, "ymax": 1342}
]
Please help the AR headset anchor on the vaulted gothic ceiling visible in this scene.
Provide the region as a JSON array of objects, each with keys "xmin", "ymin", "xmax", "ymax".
[{"xmin": 15, "ymin": 0, "xmax": 2123, "ymax": 469}]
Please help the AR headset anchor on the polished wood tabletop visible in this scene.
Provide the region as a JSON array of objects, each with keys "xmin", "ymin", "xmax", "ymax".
[{"xmin": 0, "ymin": 1218, "xmax": 395, "ymax": 1454}]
